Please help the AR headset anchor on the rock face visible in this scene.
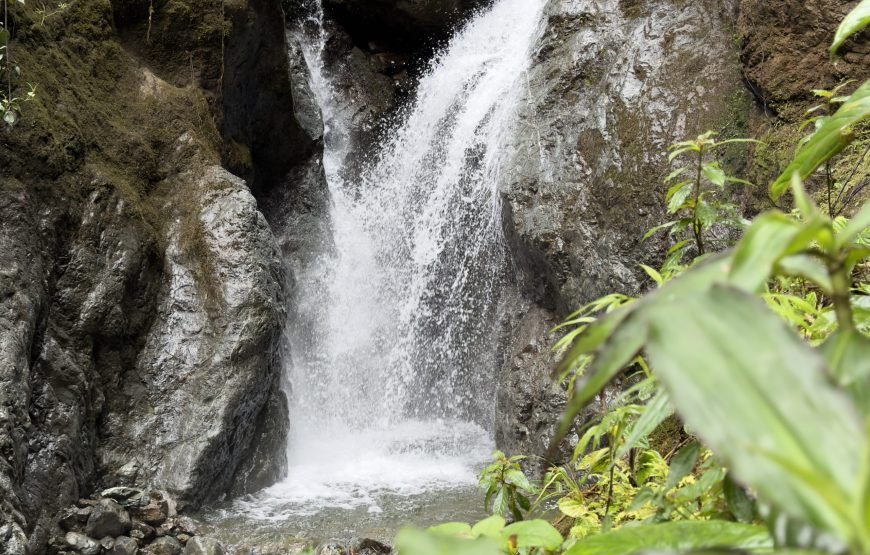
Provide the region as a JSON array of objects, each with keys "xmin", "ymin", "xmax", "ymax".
[
  {"xmin": 0, "ymin": 0, "xmax": 322, "ymax": 550},
  {"xmin": 321, "ymin": 0, "xmax": 487, "ymax": 50},
  {"xmin": 738, "ymin": 0, "xmax": 870, "ymax": 120},
  {"xmin": 496, "ymin": 0, "xmax": 750, "ymax": 461}
]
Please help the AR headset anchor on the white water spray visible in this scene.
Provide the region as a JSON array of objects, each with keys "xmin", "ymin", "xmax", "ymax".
[{"xmin": 252, "ymin": 0, "xmax": 547, "ymax": 517}]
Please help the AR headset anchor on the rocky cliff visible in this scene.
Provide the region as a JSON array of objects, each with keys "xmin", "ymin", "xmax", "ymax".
[
  {"xmin": 0, "ymin": 0, "xmax": 322, "ymax": 551},
  {"xmin": 494, "ymin": 0, "xmax": 869, "ymax": 461}
]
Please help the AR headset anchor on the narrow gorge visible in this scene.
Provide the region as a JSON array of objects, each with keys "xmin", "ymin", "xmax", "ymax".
[{"xmin": 0, "ymin": 0, "xmax": 868, "ymax": 554}]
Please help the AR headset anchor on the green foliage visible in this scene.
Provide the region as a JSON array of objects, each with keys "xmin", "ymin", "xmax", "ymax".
[
  {"xmin": 561, "ymin": 521, "xmax": 771, "ymax": 555},
  {"xmin": 831, "ymin": 0, "xmax": 870, "ymax": 57},
  {"xmin": 770, "ymin": 80, "xmax": 870, "ymax": 201},
  {"xmin": 480, "ymin": 451, "xmax": 537, "ymax": 521},
  {"xmin": 394, "ymin": 516, "xmax": 563, "ymax": 555},
  {"xmin": 648, "ymin": 131, "xmax": 758, "ymax": 257}
]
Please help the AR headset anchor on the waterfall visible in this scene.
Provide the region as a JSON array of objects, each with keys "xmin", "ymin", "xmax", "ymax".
[{"xmin": 251, "ymin": 0, "xmax": 547, "ymax": 517}]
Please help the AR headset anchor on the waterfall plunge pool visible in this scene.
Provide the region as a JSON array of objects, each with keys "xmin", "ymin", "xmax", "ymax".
[{"xmin": 196, "ymin": 419, "xmax": 493, "ymax": 548}]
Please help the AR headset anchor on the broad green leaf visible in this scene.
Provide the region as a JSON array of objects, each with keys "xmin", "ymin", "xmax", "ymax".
[
  {"xmin": 703, "ymin": 162, "xmax": 726, "ymax": 187},
  {"xmin": 820, "ymin": 331, "xmax": 870, "ymax": 415},
  {"xmin": 644, "ymin": 286, "xmax": 864, "ymax": 542},
  {"xmin": 820, "ymin": 330, "xmax": 870, "ymax": 383},
  {"xmin": 504, "ymin": 469, "xmax": 534, "ymax": 493},
  {"xmin": 729, "ymin": 211, "xmax": 830, "ymax": 292},
  {"xmin": 554, "ymin": 255, "xmax": 733, "ymax": 448},
  {"xmin": 394, "ymin": 528, "xmax": 501, "ymax": 555},
  {"xmin": 500, "ymin": 520, "xmax": 563, "ymax": 550},
  {"xmin": 667, "ymin": 181, "xmax": 694, "ymax": 214},
  {"xmin": 557, "ymin": 315, "xmax": 647, "ymax": 438},
  {"xmin": 776, "ymin": 255, "xmax": 833, "ymax": 294},
  {"xmin": 831, "ymin": 0, "xmax": 870, "ymax": 56},
  {"xmin": 471, "ymin": 515, "xmax": 505, "ymax": 539},
  {"xmin": 770, "ymin": 80, "xmax": 870, "ymax": 200},
  {"xmin": 558, "ymin": 497, "xmax": 588, "ymax": 518},
  {"xmin": 428, "ymin": 522, "xmax": 473, "ymax": 538},
  {"xmin": 666, "ymin": 440, "xmax": 700, "ymax": 491},
  {"xmin": 724, "ymin": 473, "xmax": 756, "ymax": 523},
  {"xmin": 563, "ymin": 521, "xmax": 771, "ymax": 555}
]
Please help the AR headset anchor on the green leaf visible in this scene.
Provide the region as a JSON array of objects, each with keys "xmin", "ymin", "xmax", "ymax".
[
  {"xmin": 644, "ymin": 286, "xmax": 864, "ymax": 542},
  {"xmin": 770, "ymin": 80, "xmax": 870, "ymax": 200},
  {"xmin": 556, "ymin": 315, "xmax": 648, "ymax": 438},
  {"xmin": 394, "ymin": 528, "xmax": 501, "ymax": 555},
  {"xmin": 616, "ymin": 388, "xmax": 672, "ymax": 459},
  {"xmin": 428, "ymin": 522, "xmax": 473, "ymax": 538},
  {"xmin": 563, "ymin": 521, "xmax": 771, "ymax": 555},
  {"xmin": 471, "ymin": 515, "xmax": 505, "ymax": 539},
  {"xmin": 667, "ymin": 181, "xmax": 694, "ymax": 214},
  {"xmin": 820, "ymin": 330, "xmax": 870, "ymax": 384},
  {"xmin": 643, "ymin": 220, "xmax": 677, "ymax": 240},
  {"xmin": 724, "ymin": 473, "xmax": 756, "ymax": 523},
  {"xmin": 703, "ymin": 162, "xmax": 726, "ymax": 187},
  {"xmin": 553, "ymin": 255, "xmax": 734, "ymax": 451},
  {"xmin": 505, "ymin": 469, "xmax": 534, "ymax": 493},
  {"xmin": 640, "ymin": 264, "xmax": 664, "ymax": 286},
  {"xmin": 558, "ymin": 496, "xmax": 588, "ymax": 518},
  {"xmin": 729, "ymin": 211, "xmax": 830, "ymax": 293},
  {"xmin": 831, "ymin": 0, "xmax": 870, "ymax": 56},
  {"xmin": 776, "ymin": 255, "xmax": 833, "ymax": 294},
  {"xmin": 666, "ymin": 440, "xmax": 700, "ymax": 491},
  {"xmin": 500, "ymin": 520, "xmax": 563, "ymax": 550}
]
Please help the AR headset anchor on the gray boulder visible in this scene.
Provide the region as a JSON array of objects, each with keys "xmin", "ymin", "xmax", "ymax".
[
  {"xmin": 109, "ymin": 536, "xmax": 139, "ymax": 555},
  {"xmin": 183, "ymin": 537, "xmax": 224, "ymax": 555},
  {"xmin": 64, "ymin": 532, "xmax": 101, "ymax": 555},
  {"xmin": 144, "ymin": 536, "xmax": 184, "ymax": 555},
  {"xmin": 85, "ymin": 499, "xmax": 132, "ymax": 539}
]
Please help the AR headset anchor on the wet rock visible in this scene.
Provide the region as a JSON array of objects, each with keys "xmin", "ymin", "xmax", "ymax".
[
  {"xmin": 130, "ymin": 520, "xmax": 156, "ymax": 542},
  {"xmin": 101, "ymin": 537, "xmax": 116, "ymax": 551},
  {"xmin": 143, "ymin": 536, "xmax": 184, "ymax": 555},
  {"xmin": 86, "ymin": 499, "xmax": 132, "ymax": 538},
  {"xmin": 58, "ymin": 507, "xmax": 92, "ymax": 531},
  {"xmin": 497, "ymin": 0, "xmax": 749, "ymax": 462},
  {"xmin": 64, "ymin": 532, "xmax": 101, "ymax": 555},
  {"xmin": 183, "ymin": 537, "xmax": 224, "ymax": 555},
  {"xmin": 101, "ymin": 487, "xmax": 146, "ymax": 508},
  {"xmin": 321, "ymin": 0, "xmax": 486, "ymax": 51},
  {"xmin": 354, "ymin": 539, "xmax": 391, "ymax": 554},
  {"xmin": 738, "ymin": 0, "xmax": 870, "ymax": 120},
  {"xmin": 108, "ymin": 536, "xmax": 139, "ymax": 555}
]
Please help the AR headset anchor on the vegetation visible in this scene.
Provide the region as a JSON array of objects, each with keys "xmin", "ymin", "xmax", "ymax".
[{"xmin": 395, "ymin": 2, "xmax": 870, "ymax": 553}]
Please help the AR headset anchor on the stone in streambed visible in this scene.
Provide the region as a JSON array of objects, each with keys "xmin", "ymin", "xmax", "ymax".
[
  {"xmin": 144, "ymin": 536, "xmax": 184, "ymax": 555},
  {"xmin": 109, "ymin": 536, "xmax": 140, "ymax": 555},
  {"xmin": 85, "ymin": 499, "xmax": 131, "ymax": 538},
  {"xmin": 64, "ymin": 532, "xmax": 101, "ymax": 555},
  {"xmin": 183, "ymin": 537, "xmax": 224, "ymax": 555}
]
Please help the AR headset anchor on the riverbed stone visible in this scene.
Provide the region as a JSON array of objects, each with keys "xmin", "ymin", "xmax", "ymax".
[
  {"xmin": 109, "ymin": 536, "xmax": 140, "ymax": 555},
  {"xmin": 64, "ymin": 532, "xmax": 101, "ymax": 555},
  {"xmin": 85, "ymin": 499, "xmax": 131, "ymax": 538},
  {"xmin": 144, "ymin": 537, "xmax": 184, "ymax": 555},
  {"xmin": 183, "ymin": 537, "xmax": 224, "ymax": 555}
]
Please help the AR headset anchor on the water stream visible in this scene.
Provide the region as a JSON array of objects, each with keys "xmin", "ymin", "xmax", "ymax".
[{"xmin": 201, "ymin": 0, "xmax": 547, "ymax": 543}]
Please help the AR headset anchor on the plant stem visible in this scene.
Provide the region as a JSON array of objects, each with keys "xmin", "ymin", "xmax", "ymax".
[
  {"xmin": 828, "ymin": 255, "xmax": 855, "ymax": 333},
  {"xmin": 692, "ymin": 147, "xmax": 706, "ymax": 256}
]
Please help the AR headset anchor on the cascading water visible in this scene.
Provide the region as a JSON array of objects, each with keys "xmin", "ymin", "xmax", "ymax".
[{"xmin": 226, "ymin": 0, "xmax": 547, "ymax": 533}]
